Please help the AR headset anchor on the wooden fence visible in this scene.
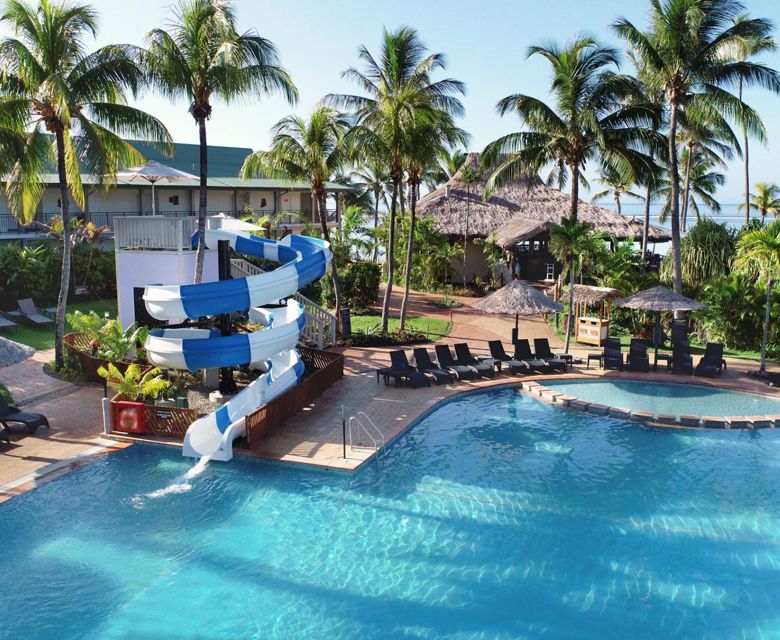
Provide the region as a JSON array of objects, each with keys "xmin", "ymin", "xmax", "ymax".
[{"xmin": 244, "ymin": 347, "xmax": 344, "ymax": 449}]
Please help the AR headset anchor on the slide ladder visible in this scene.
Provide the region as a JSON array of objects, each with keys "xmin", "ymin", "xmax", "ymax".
[{"xmin": 142, "ymin": 227, "xmax": 332, "ymax": 461}]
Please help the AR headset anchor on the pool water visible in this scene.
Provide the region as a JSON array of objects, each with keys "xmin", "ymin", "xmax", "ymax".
[
  {"xmin": 3, "ymin": 388, "xmax": 780, "ymax": 639},
  {"xmin": 544, "ymin": 378, "xmax": 780, "ymax": 417}
]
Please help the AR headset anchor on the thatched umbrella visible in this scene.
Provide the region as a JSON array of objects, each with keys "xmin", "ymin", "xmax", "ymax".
[
  {"xmin": 472, "ymin": 279, "xmax": 564, "ymax": 343},
  {"xmin": 613, "ymin": 285, "xmax": 705, "ymax": 362}
]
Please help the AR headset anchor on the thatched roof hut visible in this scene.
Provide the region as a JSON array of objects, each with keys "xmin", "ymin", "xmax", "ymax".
[
  {"xmin": 417, "ymin": 153, "xmax": 671, "ymax": 244},
  {"xmin": 613, "ymin": 285, "xmax": 705, "ymax": 312},
  {"xmin": 565, "ymin": 284, "xmax": 621, "ymax": 306},
  {"xmin": 472, "ymin": 279, "xmax": 564, "ymax": 317}
]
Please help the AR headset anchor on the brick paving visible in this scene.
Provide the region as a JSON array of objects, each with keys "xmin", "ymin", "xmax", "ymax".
[{"xmin": 2, "ymin": 288, "xmax": 779, "ymax": 499}]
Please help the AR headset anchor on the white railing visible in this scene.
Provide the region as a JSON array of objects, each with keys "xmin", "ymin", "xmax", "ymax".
[
  {"xmin": 114, "ymin": 216, "xmax": 197, "ymax": 250},
  {"xmin": 229, "ymin": 258, "xmax": 264, "ymax": 278},
  {"xmin": 293, "ymin": 291, "xmax": 337, "ymax": 348},
  {"xmin": 348, "ymin": 411, "xmax": 385, "ymax": 457}
]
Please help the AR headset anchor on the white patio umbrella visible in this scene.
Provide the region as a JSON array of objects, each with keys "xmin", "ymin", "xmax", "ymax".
[{"xmin": 116, "ymin": 160, "xmax": 197, "ymax": 215}]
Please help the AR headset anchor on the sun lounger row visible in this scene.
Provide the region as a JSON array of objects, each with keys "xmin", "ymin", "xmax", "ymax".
[
  {"xmin": 0, "ymin": 298, "xmax": 55, "ymax": 332},
  {"xmin": 601, "ymin": 337, "xmax": 726, "ymax": 377},
  {"xmin": 376, "ymin": 339, "xmax": 568, "ymax": 388}
]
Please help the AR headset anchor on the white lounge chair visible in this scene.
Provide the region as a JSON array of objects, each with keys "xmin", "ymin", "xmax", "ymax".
[{"xmin": 17, "ymin": 298, "xmax": 53, "ymax": 326}]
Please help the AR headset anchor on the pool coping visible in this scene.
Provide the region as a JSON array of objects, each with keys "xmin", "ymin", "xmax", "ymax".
[{"xmin": 519, "ymin": 374, "xmax": 780, "ymax": 430}]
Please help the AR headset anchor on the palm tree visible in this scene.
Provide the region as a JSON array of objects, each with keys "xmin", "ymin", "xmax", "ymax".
[
  {"xmin": 0, "ymin": 0, "xmax": 171, "ymax": 370},
  {"xmin": 241, "ymin": 106, "xmax": 349, "ymax": 325},
  {"xmin": 734, "ymin": 219, "xmax": 780, "ymax": 371},
  {"xmin": 399, "ymin": 118, "xmax": 467, "ymax": 329},
  {"xmin": 549, "ymin": 217, "xmax": 600, "ymax": 353},
  {"xmin": 721, "ymin": 14, "xmax": 776, "ymax": 225},
  {"xmin": 427, "ymin": 147, "xmax": 466, "ymax": 188},
  {"xmin": 351, "ymin": 159, "xmax": 390, "ymax": 262},
  {"xmin": 328, "ymin": 26, "xmax": 465, "ymax": 333},
  {"xmin": 591, "ymin": 166, "xmax": 644, "ymax": 214},
  {"xmin": 656, "ymin": 150, "xmax": 725, "ymax": 226},
  {"xmin": 482, "ymin": 36, "xmax": 657, "ymax": 221},
  {"xmin": 458, "ymin": 161, "xmax": 478, "ymax": 287},
  {"xmin": 739, "ymin": 182, "xmax": 780, "ymax": 226},
  {"xmin": 145, "ymin": 0, "xmax": 297, "ymax": 283},
  {"xmin": 614, "ymin": 0, "xmax": 780, "ymax": 296}
]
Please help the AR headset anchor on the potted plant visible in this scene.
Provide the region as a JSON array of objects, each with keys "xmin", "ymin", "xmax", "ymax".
[{"xmin": 98, "ymin": 363, "xmax": 171, "ymax": 434}]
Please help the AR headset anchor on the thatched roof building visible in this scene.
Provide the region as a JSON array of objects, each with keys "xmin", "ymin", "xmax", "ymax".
[
  {"xmin": 565, "ymin": 284, "xmax": 621, "ymax": 307},
  {"xmin": 417, "ymin": 153, "xmax": 671, "ymax": 244}
]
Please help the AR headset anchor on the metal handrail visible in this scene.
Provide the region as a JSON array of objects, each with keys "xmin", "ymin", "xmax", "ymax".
[{"xmin": 348, "ymin": 411, "xmax": 384, "ymax": 457}]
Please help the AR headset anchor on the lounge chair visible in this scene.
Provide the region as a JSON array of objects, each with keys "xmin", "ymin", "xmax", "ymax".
[
  {"xmin": 627, "ymin": 339, "xmax": 650, "ymax": 373},
  {"xmin": 454, "ymin": 343, "xmax": 496, "ymax": 378},
  {"xmin": 413, "ymin": 348, "xmax": 455, "ymax": 384},
  {"xmin": 533, "ymin": 338, "xmax": 568, "ymax": 371},
  {"xmin": 671, "ymin": 323, "xmax": 688, "ymax": 347},
  {"xmin": 602, "ymin": 337, "xmax": 624, "ymax": 370},
  {"xmin": 0, "ymin": 314, "xmax": 17, "ymax": 332},
  {"xmin": 670, "ymin": 339, "xmax": 694, "ymax": 375},
  {"xmin": 434, "ymin": 345, "xmax": 480, "ymax": 381},
  {"xmin": 513, "ymin": 339, "xmax": 555, "ymax": 373},
  {"xmin": 0, "ymin": 396, "xmax": 49, "ymax": 435},
  {"xmin": 695, "ymin": 343, "xmax": 727, "ymax": 378},
  {"xmin": 17, "ymin": 298, "xmax": 54, "ymax": 326},
  {"xmin": 488, "ymin": 340, "xmax": 529, "ymax": 374},
  {"xmin": 0, "ymin": 426, "xmax": 9, "ymax": 445},
  {"xmin": 376, "ymin": 351, "xmax": 430, "ymax": 388}
]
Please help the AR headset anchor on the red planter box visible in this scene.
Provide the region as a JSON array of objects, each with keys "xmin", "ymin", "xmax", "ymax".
[{"xmin": 111, "ymin": 399, "xmax": 147, "ymax": 434}]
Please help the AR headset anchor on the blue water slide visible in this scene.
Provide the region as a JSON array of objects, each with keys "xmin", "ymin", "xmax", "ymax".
[{"xmin": 141, "ymin": 228, "xmax": 332, "ymax": 461}]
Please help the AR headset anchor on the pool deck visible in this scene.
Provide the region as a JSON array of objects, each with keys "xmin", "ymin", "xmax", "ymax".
[{"xmin": 2, "ymin": 288, "xmax": 779, "ymax": 501}]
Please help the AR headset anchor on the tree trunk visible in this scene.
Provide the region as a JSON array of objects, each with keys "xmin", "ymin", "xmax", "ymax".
[
  {"xmin": 668, "ymin": 101, "xmax": 683, "ymax": 297},
  {"xmin": 399, "ymin": 182, "xmax": 418, "ymax": 330},
  {"xmin": 54, "ymin": 128, "xmax": 71, "ymax": 370},
  {"xmin": 641, "ymin": 185, "xmax": 651, "ymax": 268},
  {"xmin": 762, "ymin": 207, "xmax": 767, "ymax": 226},
  {"xmin": 380, "ymin": 177, "xmax": 399, "ymax": 333},
  {"xmin": 463, "ymin": 185, "xmax": 469, "ymax": 288},
  {"xmin": 564, "ymin": 262, "xmax": 574, "ymax": 353},
  {"xmin": 614, "ymin": 191, "xmax": 621, "ymax": 215},
  {"xmin": 194, "ymin": 116, "xmax": 208, "ymax": 283},
  {"xmin": 569, "ymin": 163, "xmax": 580, "ymax": 221},
  {"xmin": 317, "ymin": 191, "xmax": 341, "ymax": 331},
  {"xmin": 372, "ymin": 189, "xmax": 380, "ymax": 262},
  {"xmin": 739, "ymin": 78, "xmax": 750, "ymax": 227},
  {"xmin": 681, "ymin": 144, "xmax": 692, "ymax": 232},
  {"xmin": 761, "ymin": 278, "xmax": 773, "ymax": 372}
]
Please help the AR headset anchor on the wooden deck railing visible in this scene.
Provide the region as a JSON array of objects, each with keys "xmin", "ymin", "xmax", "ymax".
[{"xmin": 243, "ymin": 347, "xmax": 344, "ymax": 449}]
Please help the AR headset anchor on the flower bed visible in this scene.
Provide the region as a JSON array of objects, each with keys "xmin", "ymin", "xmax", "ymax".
[{"xmin": 64, "ymin": 332, "xmax": 136, "ymax": 383}]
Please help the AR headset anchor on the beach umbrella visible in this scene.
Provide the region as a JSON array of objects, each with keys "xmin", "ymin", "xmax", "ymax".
[
  {"xmin": 116, "ymin": 161, "xmax": 197, "ymax": 215},
  {"xmin": 472, "ymin": 279, "xmax": 563, "ymax": 343},
  {"xmin": 613, "ymin": 285, "xmax": 705, "ymax": 361}
]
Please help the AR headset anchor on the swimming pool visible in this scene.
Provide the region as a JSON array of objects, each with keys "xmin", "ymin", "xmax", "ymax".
[
  {"xmin": 2, "ymin": 388, "xmax": 780, "ymax": 638},
  {"xmin": 544, "ymin": 378, "xmax": 780, "ymax": 418}
]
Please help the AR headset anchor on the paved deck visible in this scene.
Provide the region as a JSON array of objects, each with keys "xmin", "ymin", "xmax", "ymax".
[{"xmin": 1, "ymin": 289, "xmax": 779, "ymax": 500}]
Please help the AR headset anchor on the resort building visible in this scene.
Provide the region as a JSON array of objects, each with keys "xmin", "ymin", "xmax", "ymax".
[
  {"xmin": 0, "ymin": 139, "xmax": 350, "ymax": 240},
  {"xmin": 417, "ymin": 153, "xmax": 671, "ymax": 283}
]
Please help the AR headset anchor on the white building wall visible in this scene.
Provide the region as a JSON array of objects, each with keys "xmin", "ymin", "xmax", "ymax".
[
  {"xmin": 206, "ymin": 190, "xmax": 233, "ymax": 213},
  {"xmin": 279, "ymin": 192, "xmax": 301, "ymax": 211},
  {"xmin": 115, "ymin": 249, "xmax": 219, "ymax": 328},
  {"xmin": 89, "ymin": 187, "xmax": 139, "ymax": 214}
]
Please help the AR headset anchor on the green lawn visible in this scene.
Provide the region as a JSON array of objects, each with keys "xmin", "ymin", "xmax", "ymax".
[
  {"xmin": 3, "ymin": 298, "xmax": 118, "ymax": 351},
  {"xmin": 350, "ymin": 315, "xmax": 452, "ymax": 340}
]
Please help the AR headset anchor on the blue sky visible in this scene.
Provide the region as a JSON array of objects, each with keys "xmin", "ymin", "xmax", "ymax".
[{"xmin": 44, "ymin": 1, "xmax": 780, "ymax": 203}]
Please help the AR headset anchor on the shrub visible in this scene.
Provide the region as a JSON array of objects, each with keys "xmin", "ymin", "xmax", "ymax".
[
  {"xmin": 67, "ymin": 310, "xmax": 148, "ymax": 362},
  {"xmin": 345, "ymin": 328, "xmax": 428, "ymax": 347},
  {"xmin": 321, "ymin": 261, "xmax": 381, "ymax": 312},
  {"xmin": 98, "ymin": 363, "xmax": 171, "ymax": 402}
]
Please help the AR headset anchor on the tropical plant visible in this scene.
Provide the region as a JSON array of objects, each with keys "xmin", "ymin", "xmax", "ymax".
[
  {"xmin": 591, "ymin": 165, "xmax": 644, "ymax": 214},
  {"xmin": 593, "ymin": 241, "xmax": 648, "ymax": 294},
  {"xmin": 428, "ymin": 147, "xmax": 467, "ymax": 188},
  {"xmin": 241, "ymin": 106, "xmax": 349, "ymax": 323},
  {"xmin": 733, "ymin": 218, "xmax": 780, "ymax": 371},
  {"xmin": 720, "ymin": 13, "xmax": 777, "ymax": 225},
  {"xmin": 659, "ymin": 217, "xmax": 737, "ymax": 294},
  {"xmin": 145, "ymin": 0, "xmax": 297, "ymax": 283},
  {"xmin": 67, "ymin": 311, "xmax": 148, "ymax": 361},
  {"xmin": 549, "ymin": 217, "xmax": 603, "ymax": 352},
  {"xmin": 738, "ymin": 182, "xmax": 780, "ymax": 226},
  {"xmin": 98, "ymin": 363, "xmax": 171, "ymax": 402},
  {"xmin": 350, "ymin": 158, "xmax": 390, "ymax": 261},
  {"xmin": 655, "ymin": 150, "xmax": 725, "ymax": 225},
  {"xmin": 328, "ymin": 26, "xmax": 466, "ymax": 333},
  {"xmin": 614, "ymin": 0, "xmax": 780, "ymax": 296},
  {"xmin": 482, "ymin": 36, "xmax": 657, "ymax": 221},
  {"xmin": 0, "ymin": 0, "xmax": 171, "ymax": 369}
]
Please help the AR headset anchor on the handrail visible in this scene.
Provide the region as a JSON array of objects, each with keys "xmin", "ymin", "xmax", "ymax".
[
  {"xmin": 292, "ymin": 291, "xmax": 337, "ymax": 348},
  {"xmin": 347, "ymin": 411, "xmax": 384, "ymax": 457},
  {"xmin": 229, "ymin": 258, "xmax": 264, "ymax": 278}
]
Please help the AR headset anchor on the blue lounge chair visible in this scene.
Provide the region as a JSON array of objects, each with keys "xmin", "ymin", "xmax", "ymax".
[
  {"xmin": 533, "ymin": 338, "xmax": 568, "ymax": 372},
  {"xmin": 376, "ymin": 351, "xmax": 430, "ymax": 388},
  {"xmin": 695, "ymin": 343, "xmax": 726, "ymax": 378},
  {"xmin": 435, "ymin": 345, "xmax": 480, "ymax": 381},
  {"xmin": 454, "ymin": 343, "xmax": 496, "ymax": 378},
  {"xmin": 488, "ymin": 340, "xmax": 529, "ymax": 374},
  {"xmin": 603, "ymin": 337, "xmax": 624, "ymax": 370},
  {"xmin": 627, "ymin": 339, "xmax": 650, "ymax": 373},
  {"xmin": 413, "ymin": 348, "xmax": 455, "ymax": 384},
  {"xmin": 513, "ymin": 339, "xmax": 554, "ymax": 373},
  {"xmin": 0, "ymin": 396, "xmax": 49, "ymax": 435},
  {"xmin": 670, "ymin": 340, "xmax": 694, "ymax": 375}
]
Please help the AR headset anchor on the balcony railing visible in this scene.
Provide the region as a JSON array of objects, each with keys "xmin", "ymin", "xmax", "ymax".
[{"xmin": 114, "ymin": 216, "xmax": 198, "ymax": 250}]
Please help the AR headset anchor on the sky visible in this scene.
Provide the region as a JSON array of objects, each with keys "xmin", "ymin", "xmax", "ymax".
[{"xmin": 20, "ymin": 0, "xmax": 780, "ymax": 204}]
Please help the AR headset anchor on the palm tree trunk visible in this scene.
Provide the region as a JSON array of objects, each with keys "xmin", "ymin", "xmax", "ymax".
[
  {"xmin": 54, "ymin": 128, "xmax": 71, "ymax": 370},
  {"xmin": 762, "ymin": 207, "xmax": 767, "ymax": 226},
  {"xmin": 668, "ymin": 101, "xmax": 683, "ymax": 297},
  {"xmin": 380, "ymin": 177, "xmax": 399, "ymax": 333},
  {"xmin": 739, "ymin": 78, "xmax": 751, "ymax": 227},
  {"xmin": 194, "ymin": 116, "xmax": 208, "ymax": 283},
  {"xmin": 399, "ymin": 183, "xmax": 418, "ymax": 330},
  {"xmin": 681, "ymin": 146, "xmax": 692, "ymax": 233},
  {"xmin": 564, "ymin": 263, "xmax": 574, "ymax": 353},
  {"xmin": 463, "ymin": 186, "xmax": 469, "ymax": 288},
  {"xmin": 641, "ymin": 185, "xmax": 651, "ymax": 267},
  {"xmin": 569, "ymin": 163, "xmax": 579, "ymax": 221},
  {"xmin": 761, "ymin": 278, "xmax": 773, "ymax": 372},
  {"xmin": 317, "ymin": 191, "xmax": 341, "ymax": 331},
  {"xmin": 614, "ymin": 192, "xmax": 621, "ymax": 215},
  {"xmin": 372, "ymin": 189, "xmax": 380, "ymax": 262}
]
